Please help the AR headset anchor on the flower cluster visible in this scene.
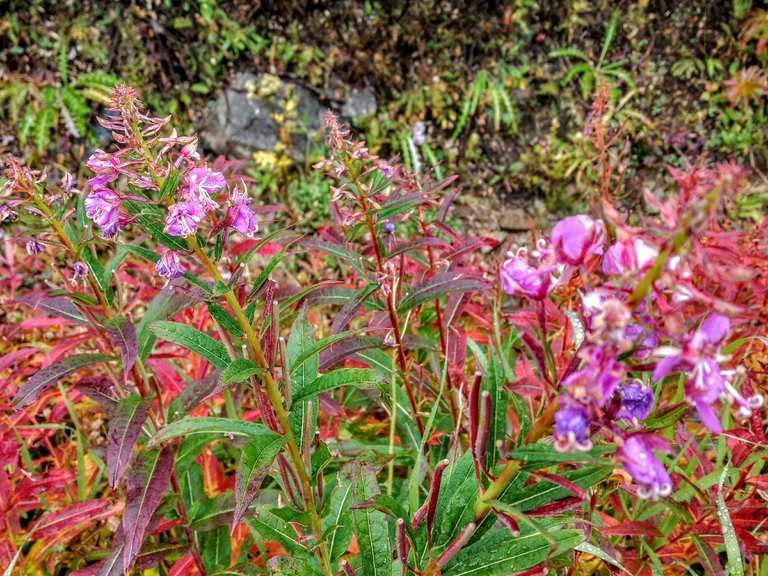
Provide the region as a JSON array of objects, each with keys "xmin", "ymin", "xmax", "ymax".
[
  {"xmin": 81, "ymin": 86, "xmax": 258, "ymax": 280},
  {"xmin": 499, "ymin": 168, "xmax": 764, "ymax": 499}
]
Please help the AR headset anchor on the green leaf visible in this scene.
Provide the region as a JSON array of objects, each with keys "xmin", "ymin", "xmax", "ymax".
[
  {"xmin": 176, "ymin": 433, "xmax": 218, "ymax": 474},
  {"xmin": 207, "ymin": 303, "xmax": 243, "ymax": 337},
  {"xmin": 497, "ymin": 466, "xmax": 611, "ymax": 512},
  {"xmin": 349, "ymin": 464, "xmax": 393, "ymax": 576},
  {"xmin": 598, "ymin": 10, "xmax": 619, "ymax": 65},
  {"xmin": 221, "ymin": 358, "xmax": 262, "ymax": 384},
  {"xmin": 137, "ymin": 288, "xmax": 201, "ymax": 361},
  {"xmin": 287, "ymin": 308, "xmax": 318, "ymax": 450},
  {"xmin": 292, "ymin": 368, "xmax": 382, "ymax": 404},
  {"xmin": 201, "ymin": 526, "xmax": 231, "ymax": 572},
  {"xmin": 289, "ymin": 329, "xmax": 360, "ymax": 377},
  {"xmin": 248, "ymin": 509, "xmax": 311, "ymax": 556},
  {"xmin": 717, "ymin": 465, "xmax": 744, "ymax": 576},
  {"xmin": 575, "ymin": 542, "xmax": 632, "ymax": 575},
  {"xmin": 150, "ymin": 417, "xmax": 271, "ymax": 446},
  {"xmin": 233, "ymin": 431, "xmax": 286, "ymax": 529},
  {"xmin": 433, "ymin": 451, "xmax": 479, "ymax": 552},
  {"xmin": 443, "ymin": 526, "xmax": 583, "ymax": 575},
  {"xmin": 323, "ymin": 477, "xmax": 355, "ymax": 561},
  {"xmin": 159, "ymin": 170, "xmax": 180, "ymax": 202},
  {"xmin": 150, "ymin": 321, "xmax": 230, "ymax": 369},
  {"xmin": 481, "ymin": 351, "xmax": 507, "ymax": 470}
]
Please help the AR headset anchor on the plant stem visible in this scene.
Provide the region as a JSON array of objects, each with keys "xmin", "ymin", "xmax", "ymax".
[{"xmin": 186, "ymin": 235, "xmax": 333, "ymax": 576}]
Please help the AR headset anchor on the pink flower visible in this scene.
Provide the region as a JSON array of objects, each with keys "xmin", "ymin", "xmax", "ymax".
[
  {"xmin": 155, "ymin": 250, "xmax": 184, "ymax": 279},
  {"xmin": 85, "ymin": 188, "xmax": 121, "ymax": 234},
  {"xmin": 224, "ymin": 187, "xmax": 258, "ymax": 236},
  {"xmin": 184, "ymin": 167, "xmax": 226, "ymax": 213},
  {"xmin": 554, "ymin": 403, "xmax": 592, "ymax": 452},
  {"xmin": 25, "ymin": 239, "xmax": 44, "ymax": 255},
  {"xmin": 619, "ymin": 434, "xmax": 672, "ymax": 499},
  {"xmin": 550, "ymin": 215, "xmax": 605, "ymax": 266},
  {"xmin": 164, "ymin": 201, "xmax": 205, "ymax": 237},
  {"xmin": 653, "ymin": 313, "xmax": 763, "ymax": 432},
  {"xmin": 500, "ymin": 252, "xmax": 552, "ymax": 300},
  {"xmin": 562, "ymin": 344, "xmax": 625, "ymax": 407},
  {"xmin": 602, "ymin": 238, "xmax": 658, "ymax": 275},
  {"xmin": 71, "ymin": 261, "xmax": 88, "ymax": 286}
]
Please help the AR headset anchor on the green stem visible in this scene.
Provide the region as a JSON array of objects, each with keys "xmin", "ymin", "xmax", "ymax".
[{"xmin": 187, "ymin": 236, "xmax": 333, "ymax": 576}]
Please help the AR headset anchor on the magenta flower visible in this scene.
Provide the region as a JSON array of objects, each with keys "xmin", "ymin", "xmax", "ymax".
[
  {"xmin": 25, "ymin": 239, "xmax": 44, "ymax": 255},
  {"xmin": 224, "ymin": 187, "xmax": 258, "ymax": 236},
  {"xmin": 618, "ymin": 434, "xmax": 672, "ymax": 499},
  {"xmin": 554, "ymin": 403, "xmax": 592, "ymax": 452},
  {"xmin": 184, "ymin": 167, "xmax": 226, "ymax": 212},
  {"xmin": 86, "ymin": 149, "xmax": 119, "ymax": 178},
  {"xmin": 164, "ymin": 201, "xmax": 205, "ymax": 237},
  {"xmin": 155, "ymin": 250, "xmax": 184, "ymax": 280},
  {"xmin": 602, "ymin": 238, "xmax": 658, "ymax": 275},
  {"xmin": 85, "ymin": 188, "xmax": 122, "ymax": 236},
  {"xmin": 71, "ymin": 261, "xmax": 88, "ymax": 286},
  {"xmin": 616, "ymin": 381, "xmax": 654, "ymax": 422},
  {"xmin": 653, "ymin": 313, "xmax": 763, "ymax": 432},
  {"xmin": 500, "ymin": 252, "xmax": 552, "ymax": 300},
  {"xmin": 562, "ymin": 344, "xmax": 625, "ymax": 406},
  {"xmin": 550, "ymin": 214, "xmax": 605, "ymax": 266}
]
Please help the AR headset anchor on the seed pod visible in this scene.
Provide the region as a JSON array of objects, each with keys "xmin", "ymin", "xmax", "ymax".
[
  {"xmin": 468, "ymin": 372, "xmax": 482, "ymax": 447},
  {"xmin": 496, "ymin": 510, "xmax": 520, "ymax": 536},
  {"xmin": 426, "ymin": 459, "xmax": 450, "ymax": 537},
  {"xmin": 341, "ymin": 560, "xmax": 357, "ymax": 576},
  {"xmin": 396, "ymin": 518, "xmax": 409, "ymax": 573},
  {"xmin": 278, "ymin": 336, "xmax": 291, "ymax": 409},
  {"xmin": 437, "ymin": 522, "xmax": 476, "ymax": 567},
  {"xmin": 473, "ymin": 391, "xmax": 492, "ymax": 464}
]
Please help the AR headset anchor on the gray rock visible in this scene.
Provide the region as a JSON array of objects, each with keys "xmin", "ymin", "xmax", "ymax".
[
  {"xmin": 203, "ymin": 73, "xmax": 324, "ymax": 161},
  {"xmin": 499, "ymin": 207, "xmax": 530, "ymax": 231},
  {"xmin": 341, "ymin": 88, "xmax": 377, "ymax": 119}
]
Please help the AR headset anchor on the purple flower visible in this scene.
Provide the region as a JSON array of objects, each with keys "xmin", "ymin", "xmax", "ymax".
[
  {"xmin": 653, "ymin": 313, "xmax": 763, "ymax": 432},
  {"xmin": 86, "ymin": 149, "xmax": 118, "ymax": 178},
  {"xmin": 384, "ymin": 222, "xmax": 396, "ymax": 234},
  {"xmin": 85, "ymin": 188, "xmax": 121, "ymax": 229},
  {"xmin": 25, "ymin": 239, "xmax": 44, "ymax": 255},
  {"xmin": 155, "ymin": 250, "xmax": 184, "ymax": 280},
  {"xmin": 500, "ymin": 252, "xmax": 552, "ymax": 301},
  {"xmin": 602, "ymin": 238, "xmax": 658, "ymax": 275},
  {"xmin": 550, "ymin": 215, "xmax": 605, "ymax": 266},
  {"xmin": 184, "ymin": 167, "xmax": 226, "ymax": 212},
  {"xmin": 71, "ymin": 261, "xmax": 88, "ymax": 286},
  {"xmin": 562, "ymin": 344, "xmax": 625, "ymax": 406},
  {"xmin": 412, "ymin": 121, "xmax": 426, "ymax": 146},
  {"xmin": 554, "ymin": 403, "xmax": 592, "ymax": 451},
  {"xmin": 619, "ymin": 434, "xmax": 672, "ymax": 499},
  {"xmin": 616, "ymin": 381, "xmax": 654, "ymax": 422},
  {"xmin": 164, "ymin": 201, "xmax": 205, "ymax": 237},
  {"xmin": 224, "ymin": 187, "xmax": 258, "ymax": 236}
]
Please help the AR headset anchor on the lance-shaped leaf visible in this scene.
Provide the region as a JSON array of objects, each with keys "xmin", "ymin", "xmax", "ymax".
[
  {"xmin": 442, "ymin": 525, "xmax": 584, "ymax": 575},
  {"xmin": 17, "ymin": 293, "xmax": 88, "ymax": 324},
  {"xmin": 176, "ymin": 433, "xmax": 218, "ymax": 475},
  {"xmin": 106, "ymin": 317, "xmax": 138, "ymax": 377},
  {"xmin": 320, "ymin": 336, "xmax": 384, "ymax": 371},
  {"xmin": 167, "ymin": 370, "xmax": 222, "ymax": 420},
  {"xmin": 137, "ymin": 287, "xmax": 202, "ymax": 361},
  {"xmin": 248, "ymin": 508, "xmax": 311, "ymax": 557},
  {"xmin": 349, "ymin": 464, "xmax": 393, "ymax": 576},
  {"xmin": 150, "ymin": 416, "xmax": 270, "ymax": 446},
  {"xmin": 122, "ymin": 447, "xmax": 174, "ymax": 572},
  {"xmin": 232, "ymin": 431, "xmax": 287, "ymax": 530},
  {"xmin": 123, "ymin": 200, "xmax": 189, "ymax": 252},
  {"xmin": 201, "ymin": 526, "xmax": 231, "ymax": 572},
  {"xmin": 323, "ymin": 476, "xmax": 355, "ymax": 561},
  {"xmin": 330, "ymin": 283, "xmax": 379, "ymax": 334},
  {"xmin": 108, "ymin": 394, "xmax": 150, "ymax": 488},
  {"xmin": 291, "ymin": 368, "xmax": 382, "ymax": 404},
  {"xmin": 289, "ymin": 329, "xmax": 361, "ymax": 376},
  {"xmin": 398, "ymin": 273, "xmax": 490, "ymax": 313},
  {"xmin": 31, "ymin": 498, "xmax": 119, "ymax": 539},
  {"xmin": 13, "ymin": 353, "xmax": 110, "ymax": 410},
  {"xmin": 149, "ymin": 321, "xmax": 230, "ymax": 369},
  {"xmin": 287, "ymin": 308, "xmax": 318, "ymax": 451},
  {"xmin": 221, "ymin": 358, "xmax": 262, "ymax": 384}
]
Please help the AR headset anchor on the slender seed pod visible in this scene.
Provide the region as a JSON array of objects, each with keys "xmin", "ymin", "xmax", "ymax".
[
  {"xmin": 473, "ymin": 391, "xmax": 492, "ymax": 464},
  {"xmin": 396, "ymin": 518, "xmax": 409, "ymax": 574},
  {"xmin": 426, "ymin": 459, "xmax": 450, "ymax": 537},
  {"xmin": 316, "ymin": 468, "xmax": 324, "ymax": 507},
  {"xmin": 496, "ymin": 510, "xmax": 520, "ymax": 536},
  {"xmin": 302, "ymin": 400, "xmax": 313, "ymax": 472},
  {"xmin": 468, "ymin": 371, "xmax": 482, "ymax": 447},
  {"xmin": 436, "ymin": 522, "xmax": 476, "ymax": 567},
  {"xmin": 411, "ymin": 503, "xmax": 427, "ymax": 531},
  {"xmin": 342, "ymin": 560, "xmax": 357, "ymax": 576},
  {"xmin": 278, "ymin": 336, "xmax": 291, "ymax": 409},
  {"xmin": 277, "ymin": 454, "xmax": 301, "ymax": 508}
]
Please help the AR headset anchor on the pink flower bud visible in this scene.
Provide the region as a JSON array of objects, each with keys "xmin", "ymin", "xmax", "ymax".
[{"xmin": 550, "ymin": 214, "xmax": 605, "ymax": 266}]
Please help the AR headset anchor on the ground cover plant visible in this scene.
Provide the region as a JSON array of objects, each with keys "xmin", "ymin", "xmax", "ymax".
[{"xmin": 1, "ymin": 77, "xmax": 768, "ymax": 576}]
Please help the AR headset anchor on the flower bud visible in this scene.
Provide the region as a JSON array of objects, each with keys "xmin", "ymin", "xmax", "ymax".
[{"xmin": 550, "ymin": 214, "xmax": 605, "ymax": 266}]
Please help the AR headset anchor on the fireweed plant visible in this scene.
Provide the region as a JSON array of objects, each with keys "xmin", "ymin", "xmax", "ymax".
[{"xmin": 2, "ymin": 85, "xmax": 768, "ymax": 574}]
